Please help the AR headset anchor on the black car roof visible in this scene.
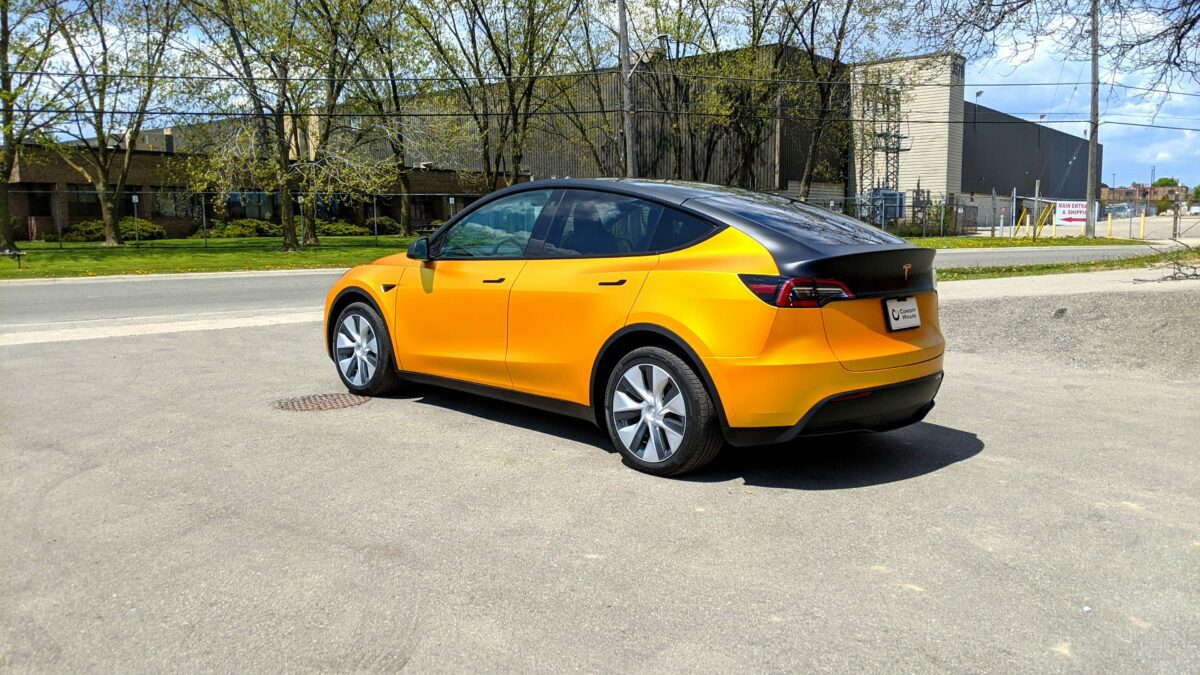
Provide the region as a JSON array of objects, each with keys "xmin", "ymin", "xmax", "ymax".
[
  {"xmin": 470, "ymin": 177, "xmax": 934, "ymax": 295},
  {"xmin": 514, "ymin": 178, "xmax": 749, "ymax": 206}
]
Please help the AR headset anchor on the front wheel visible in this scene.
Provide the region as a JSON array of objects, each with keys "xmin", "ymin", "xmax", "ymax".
[
  {"xmin": 332, "ymin": 301, "xmax": 402, "ymax": 396},
  {"xmin": 603, "ymin": 346, "xmax": 723, "ymax": 476}
]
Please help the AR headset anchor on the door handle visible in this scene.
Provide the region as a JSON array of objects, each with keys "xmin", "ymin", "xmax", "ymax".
[
  {"xmin": 598, "ymin": 279, "xmax": 627, "ymax": 286},
  {"xmin": 482, "ymin": 277, "xmax": 506, "ymax": 284}
]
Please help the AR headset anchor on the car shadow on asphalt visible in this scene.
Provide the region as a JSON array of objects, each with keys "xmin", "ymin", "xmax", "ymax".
[
  {"xmin": 383, "ymin": 385, "xmax": 613, "ymax": 450},
  {"xmin": 387, "ymin": 387, "xmax": 982, "ymax": 489},
  {"xmin": 683, "ymin": 423, "xmax": 984, "ymax": 490}
]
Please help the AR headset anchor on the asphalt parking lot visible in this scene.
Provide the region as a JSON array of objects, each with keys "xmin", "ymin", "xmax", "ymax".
[{"xmin": 1, "ymin": 271, "xmax": 1198, "ymax": 670}]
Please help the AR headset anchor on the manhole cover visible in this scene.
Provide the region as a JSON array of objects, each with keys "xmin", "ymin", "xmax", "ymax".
[{"xmin": 273, "ymin": 393, "xmax": 372, "ymax": 411}]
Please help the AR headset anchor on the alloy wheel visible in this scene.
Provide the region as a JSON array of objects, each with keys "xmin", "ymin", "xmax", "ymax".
[
  {"xmin": 335, "ymin": 314, "xmax": 379, "ymax": 387},
  {"xmin": 611, "ymin": 363, "xmax": 687, "ymax": 463}
]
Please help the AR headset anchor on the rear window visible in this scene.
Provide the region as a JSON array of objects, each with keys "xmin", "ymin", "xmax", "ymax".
[{"xmin": 698, "ymin": 193, "xmax": 904, "ymax": 246}]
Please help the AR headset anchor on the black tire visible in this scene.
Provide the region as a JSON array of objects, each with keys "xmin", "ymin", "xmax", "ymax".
[
  {"xmin": 603, "ymin": 346, "xmax": 724, "ymax": 476},
  {"xmin": 331, "ymin": 301, "xmax": 403, "ymax": 396}
]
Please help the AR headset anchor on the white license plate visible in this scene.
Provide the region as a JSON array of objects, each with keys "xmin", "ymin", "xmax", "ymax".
[{"xmin": 885, "ymin": 297, "xmax": 921, "ymax": 331}]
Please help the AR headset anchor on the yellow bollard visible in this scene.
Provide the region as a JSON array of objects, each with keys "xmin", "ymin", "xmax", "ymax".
[
  {"xmin": 1139, "ymin": 212, "xmax": 1145, "ymax": 239},
  {"xmin": 1107, "ymin": 212, "xmax": 1112, "ymax": 238}
]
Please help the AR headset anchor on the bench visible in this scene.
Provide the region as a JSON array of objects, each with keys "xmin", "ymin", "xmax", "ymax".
[{"xmin": 2, "ymin": 249, "xmax": 26, "ymax": 269}]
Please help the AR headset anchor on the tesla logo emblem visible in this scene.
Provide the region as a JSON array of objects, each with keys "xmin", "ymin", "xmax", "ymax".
[{"xmin": 902, "ymin": 263, "xmax": 912, "ymax": 282}]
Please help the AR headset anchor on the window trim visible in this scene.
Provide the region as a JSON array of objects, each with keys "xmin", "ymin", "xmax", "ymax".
[{"xmin": 526, "ymin": 187, "xmax": 723, "ymax": 260}]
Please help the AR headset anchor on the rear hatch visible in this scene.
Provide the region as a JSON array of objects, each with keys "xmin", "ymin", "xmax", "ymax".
[
  {"xmin": 686, "ymin": 193, "xmax": 945, "ymax": 372},
  {"xmin": 798, "ymin": 247, "xmax": 943, "ymax": 371}
]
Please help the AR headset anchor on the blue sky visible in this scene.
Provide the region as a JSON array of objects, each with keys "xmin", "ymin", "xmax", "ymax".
[{"xmin": 966, "ymin": 52, "xmax": 1199, "ymax": 190}]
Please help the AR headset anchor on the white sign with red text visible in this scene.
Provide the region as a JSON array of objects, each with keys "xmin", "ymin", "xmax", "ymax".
[{"xmin": 1054, "ymin": 200, "xmax": 1088, "ymax": 227}]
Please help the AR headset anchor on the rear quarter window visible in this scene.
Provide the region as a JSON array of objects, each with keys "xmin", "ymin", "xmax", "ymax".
[
  {"xmin": 650, "ymin": 208, "xmax": 714, "ymax": 251},
  {"xmin": 699, "ymin": 193, "xmax": 904, "ymax": 246}
]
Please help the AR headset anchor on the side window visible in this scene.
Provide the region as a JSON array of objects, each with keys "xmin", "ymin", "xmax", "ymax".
[
  {"xmin": 539, "ymin": 190, "xmax": 663, "ymax": 257},
  {"xmin": 650, "ymin": 208, "xmax": 714, "ymax": 251},
  {"xmin": 436, "ymin": 189, "xmax": 552, "ymax": 258}
]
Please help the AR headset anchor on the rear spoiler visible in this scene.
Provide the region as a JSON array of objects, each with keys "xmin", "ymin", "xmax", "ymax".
[{"xmin": 779, "ymin": 246, "xmax": 936, "ymax": 298}]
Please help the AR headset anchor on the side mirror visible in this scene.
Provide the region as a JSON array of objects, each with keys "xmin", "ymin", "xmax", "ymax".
[{"xmin": 407, "ymin": 237, "xmax": 431, "ymax": 261}]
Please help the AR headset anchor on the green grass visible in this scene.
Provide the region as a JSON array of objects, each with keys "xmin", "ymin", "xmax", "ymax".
[
  {"xmin": 905, "ymin": 236, "xmax": 1145, "ymax": 249},
  {"xmin": 0, "ymin": 233, "xmax": 1169, "ymax": 280},
  {"xmin": 937, "ymin": 250, "xmax": 1199, "ymax": 281},
  {"xmin": 0, "ymin": 236, "xmax": 416, "ymax": 279}
]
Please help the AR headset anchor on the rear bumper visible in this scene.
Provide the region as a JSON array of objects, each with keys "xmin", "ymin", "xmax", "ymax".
[{"xmin": 722, "ymin": 371, "xmax": 943, "ymax": 447}]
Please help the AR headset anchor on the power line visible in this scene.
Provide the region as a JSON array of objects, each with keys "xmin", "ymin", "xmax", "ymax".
[
  {"xmin": 16, "ymin": 68, "xmax": 1200, "ymax": 97},
  {"xmin": 25, "ymin": 106, "xmax": 1200, "ymax": 131}
]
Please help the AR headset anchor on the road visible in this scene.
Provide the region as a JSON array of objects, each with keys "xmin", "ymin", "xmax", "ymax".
[
  {"xmin": 933, "ymin": 243, "xmax": 1170, "ymax": 268},
  {"xmin": 0, "ymin": 241, "xmax": 1182, "ymax": 332},
  {"xmin": 2, "ymin": 269, "xmax": 1198, "ymax": 671}
]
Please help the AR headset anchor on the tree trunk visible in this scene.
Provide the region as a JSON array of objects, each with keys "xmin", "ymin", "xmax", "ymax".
[
  {"xmin": 279, "ymin": 173, "xmax": 299, "ymax": 251},
  {"xmin": 0, "ymin": 172, "xmax": 15, "ymax": 253},
  {"xmin": 98, "ymin": 191, "xmax": 123, "ymax": 247},
  {"xmin": 798, "ymin": 110, "xmax": 831, "ymax": 202},
  {"xmin": 398, "ymin": 172, "xmax": 412, "ymax": 235},
  {"xmin": 276, "ymin": 131, "xmax": 299, "ymax": 251},
  {"xmin": 303, "ymin": 197, "xmax": 319, "ymax": 246}
]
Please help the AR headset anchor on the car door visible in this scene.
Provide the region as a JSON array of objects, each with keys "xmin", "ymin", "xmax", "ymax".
[
  {"xmin": 506, "ymin": 189, "xmax": 665, "ymax": 405},
  {"xmin": 392, "ymin": 188, "xmax": 556, "ymax": 389}
]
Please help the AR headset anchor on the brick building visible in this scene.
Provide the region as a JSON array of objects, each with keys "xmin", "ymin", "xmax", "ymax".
[
  {"xmin": 5, "ymin": 143, "xmax": 512, "ymax": 241},
  {"xmin": 1101, "ymin": 183, "xmax": 1190, "ymax": 204}
]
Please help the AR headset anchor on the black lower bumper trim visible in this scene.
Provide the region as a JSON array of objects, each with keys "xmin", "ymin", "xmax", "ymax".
[{"xmin": 722, "ymin": 371, "xmax": 943, "ymax": 447}]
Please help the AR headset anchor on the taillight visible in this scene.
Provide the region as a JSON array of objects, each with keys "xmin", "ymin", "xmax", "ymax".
[{"xmin": 738, "ymin": 274, "xmax": 854, "ymax": 307}]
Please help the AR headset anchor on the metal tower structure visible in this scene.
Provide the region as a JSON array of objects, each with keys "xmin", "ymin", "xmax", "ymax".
[{"xmin": 857, "ymin": 81, "xmax": 906, "ymax": 225}]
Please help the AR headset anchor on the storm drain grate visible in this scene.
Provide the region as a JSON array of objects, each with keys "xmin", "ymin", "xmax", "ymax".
[{"xmin": 273, "ymin": 393, "xmax": 372, "ymax": 412}]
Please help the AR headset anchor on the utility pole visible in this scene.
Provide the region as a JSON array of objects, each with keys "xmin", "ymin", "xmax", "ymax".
[
  {"xmin": 618, "ymin": 0, "xmax": 636, "ymax": 178},
  {"xmin": 1084, "ymin": 0, "xmax": 1100, "ymax": 237},
  {"xmin": 1033, "ymin": 178, "xmax": 1041, "ymax": 242}
]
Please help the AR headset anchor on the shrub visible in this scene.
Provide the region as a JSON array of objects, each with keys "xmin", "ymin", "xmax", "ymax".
[
  {"xmin": 50, "ymin": 217, "xmax": 165, "ymax": 242},
  {"xmin": 366, "ymin": 215, "xmax": 402, "ymax": 235},
  {"xmin": 119, "ymin": 217, "xmax": 166, "ymax": 241},
  {"xmin": 190, "ymin": 218, "xmax": 278, "ymax": 238},
  {"xmin": 886, "ymin": 223, "xmax": 928, "ymax": 238},
  {"xmin": 315, "ymin": 219, "xmax": 369, "ymax": 236}
]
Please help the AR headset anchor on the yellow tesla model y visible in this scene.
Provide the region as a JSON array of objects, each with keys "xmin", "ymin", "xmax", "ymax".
[{"xmin": 324, "ymin": 179, "xmax": 944, "ymax": 475}]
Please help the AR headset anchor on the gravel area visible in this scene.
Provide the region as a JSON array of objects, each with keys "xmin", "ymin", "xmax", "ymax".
[{"xmin": 941, "ymin": 287, "xmax": 1200, "ymax": 381}]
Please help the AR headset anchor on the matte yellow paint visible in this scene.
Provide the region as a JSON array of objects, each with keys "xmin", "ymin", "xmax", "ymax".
[
  {"xmin": 820, "ymin": 292, "xmax": 943, "ymax": 372},
  {"xmin": 507, "ymin": 255, "xmax": 658, "ymax": 403},
  {"xmin": 324, "ymin": 223, "xmax": 946, "ymax": 432},
  {"xmin": 627, "ymin": 227, "xmax": 781, "ymax": 358},
  {"xmin": 392, "ymin": 258, "xmax": 527, "ymax": 389}
]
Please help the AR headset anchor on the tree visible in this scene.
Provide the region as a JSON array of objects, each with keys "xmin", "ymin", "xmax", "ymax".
[
  {"xmin": 1153, "ymin": 176, "xmax": 1179, "ymax": 187},
  {"xmin": 349, "ymin": 0, "xmax": 476, "ymax": 233},
  {"xmin": 45, "ymin": 0, "xmax": 181, "ymax": 246},
  {"xmin": 1192, "ymin": 185, "xmax": 1200, "ymax": 202},
  {"xmin": 532, "ymin": 0, "xmax": 624, "ymax": 178},
  {"xmin": 1107, "ymin": 0, "xmax": 1200, "ymax": 88},
  {"xmin": 289, "ymin": 0, "xmax": 378, "ymax": 245},
  {"xmin": 0, "ymin": 0, "xmax": 63, "ymax": 252},
  {"xmin": 407, "ymin": 0, "xmax": 579, "ymax": 190},
  {"xmin": 906, "ymin": 0, "xmax": 1197, "ymax": 89},
  {"xmin": 183, "ymin": 0, "xmax": 306, "ymax": 250},
  {"xmin": 633, "ymin": 0, "xmax": 728, "ymax": 181}
]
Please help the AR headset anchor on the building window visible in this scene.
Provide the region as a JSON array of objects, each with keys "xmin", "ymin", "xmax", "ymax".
[
  {"xmin": 25, "ymin": 184, "xmax": 53, "ymax": 217},
  {"xmin": 153, "ymin": 188, "xmax": 199, "ymax": 219},
  {"xmin": 67, "ymin": 185, "xmax": 102, "ymax": 220}
]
